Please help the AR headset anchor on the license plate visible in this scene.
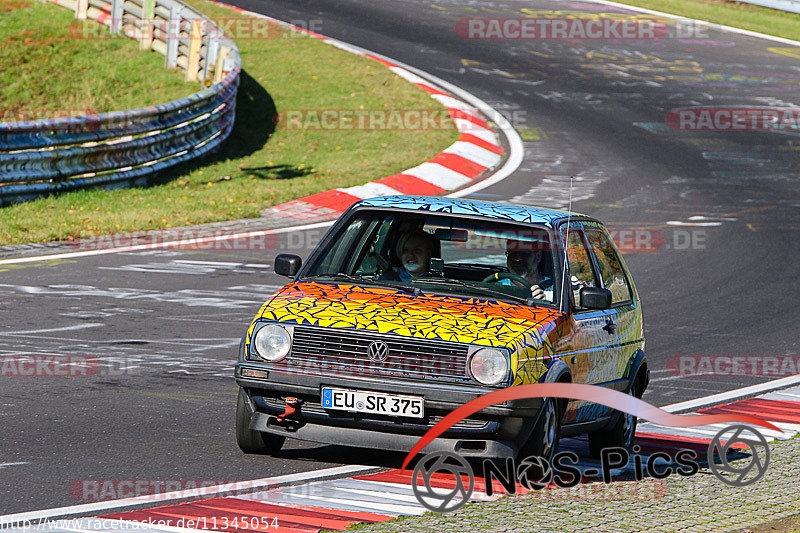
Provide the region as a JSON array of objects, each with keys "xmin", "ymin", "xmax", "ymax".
[{"xmin": 321, "ymin": 387, "xmax": 424, "ymax": 418}]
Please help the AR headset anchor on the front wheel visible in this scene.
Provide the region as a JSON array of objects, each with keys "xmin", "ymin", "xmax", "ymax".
[
  {"xmin": 588, "ymin": 396, "xmax": 637, "ymax": 459},
  {"xmin": 519, "ymin": 397, "xmax": 562, "ymax": 462},
  {"xmin": 236, "ymin": 389, "xmax": 285, "ymax": 455}
]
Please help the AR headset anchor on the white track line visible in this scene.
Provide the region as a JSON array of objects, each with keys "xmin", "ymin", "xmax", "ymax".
[
  {"xmin": 588, "ymin": 0, "xmax": 800, "ymax": 47},
  {"xmin": 0, "ymin": 462, "xmax": 29, "ymax": 469},
  {"xmin": 662, "ymin": 374, "xmax": 800, "ymax": 413},
  {"xmin": 0, "ymin": 465, "xmax": 377, "ymax": 526},
  {"xmin": 0, "ymin": 324, "xmax": 104, "ymax": 336}
]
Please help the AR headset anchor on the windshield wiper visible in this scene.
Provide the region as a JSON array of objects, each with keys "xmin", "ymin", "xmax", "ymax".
[
  {"xmin": 305, "ymin": 273, "xmax": 422, "ymax": 296},
  {"xmin": 414, "ymin": 277, "xmax": 537, "ymax": 306},
  {"xmin": 306, "ymin": 273, "xmax": 366, "ymax": 283},
  {"xmin": 378, "ymin": 281, "xmax": 423, "ymax": 296}
]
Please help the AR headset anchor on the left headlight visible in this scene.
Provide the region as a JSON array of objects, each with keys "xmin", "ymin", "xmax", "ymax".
[
  {"xmin": 252, "ymin": 325, "xmax": 291, "ymax": 362},
  {"xmin": 468, "ymin": 348, "xmax": 509, "ymax": 386}
]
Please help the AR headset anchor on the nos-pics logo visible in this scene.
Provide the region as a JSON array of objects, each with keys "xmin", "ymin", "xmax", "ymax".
[
  {"xmin": 411, "ymin": 424, "xmax": 769, "ymax": 513},
  {"xmin": 405, "ymin": 384, "xmax": 776, "ymax": 513}
]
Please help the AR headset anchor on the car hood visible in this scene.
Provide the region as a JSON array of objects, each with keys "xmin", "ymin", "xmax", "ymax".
[{"xmin": 255, "ymin": 281, "xmax": 561, "ymax": 347}]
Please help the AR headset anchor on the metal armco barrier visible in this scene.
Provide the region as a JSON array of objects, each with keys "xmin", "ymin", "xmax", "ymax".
[
  {"xmin": 0, "ymin": 0, "xmax": 241, "ymax": 205},
  {"xmin": 737, "ymin": 0, "xmax": 800, "ymax": 13}
]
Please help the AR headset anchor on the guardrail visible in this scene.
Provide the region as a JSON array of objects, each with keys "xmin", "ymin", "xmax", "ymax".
[
  {"xmin": 737, "ymin": 0, "xmax": 800, "ymax": 14},
  {"xmin": 0, "ymin": 0, "xmax": 241, "ymax": 205}
]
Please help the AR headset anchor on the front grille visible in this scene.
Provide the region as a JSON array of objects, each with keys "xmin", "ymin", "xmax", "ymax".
[{"xmin": 278, "ymin": 326, "xmax": 471, "ymax": 382}]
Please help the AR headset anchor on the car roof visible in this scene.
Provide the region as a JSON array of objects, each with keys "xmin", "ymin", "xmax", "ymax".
[{"xmin": 353, "ymin": 195, "xmax": 591, "ymax": 228}]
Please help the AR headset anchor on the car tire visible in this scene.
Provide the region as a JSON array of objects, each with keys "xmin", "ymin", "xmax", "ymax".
[
  {"xmin": 518, "ymin": 397, "xmax": 562, "ymax": 462},
  {"xmin": 588, "ymin": 395, "xmax": 637, "ymax": 459},
  {"xmin": 236, "ymin": 389, "xmax": 285, "ymax": 455}
]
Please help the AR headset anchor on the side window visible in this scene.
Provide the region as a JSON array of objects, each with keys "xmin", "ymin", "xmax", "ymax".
[
  {"xmin": 313, "ymin": 216, "xmax": 370, "ymax": 275},
  {"xmin": 585, "ymin": 228, "xmax": 632, "ymax": 305},
  {"xmin": 354, "ymin": 218, "xmax": 393, "ymax": 275},
  {"xmin": 562, "ymin": 228, "xmax": 597, "ymax": 308}
]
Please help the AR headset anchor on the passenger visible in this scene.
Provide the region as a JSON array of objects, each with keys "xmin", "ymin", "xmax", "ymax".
[
  {"xmin": 381, "ymin": 230, "xmax": 435, "ymax": 282},
  {"xmin": 501, "ymin": 240, "xmax": 554, "ymax": 300}
]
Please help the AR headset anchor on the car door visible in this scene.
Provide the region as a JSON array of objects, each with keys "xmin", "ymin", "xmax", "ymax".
[
  {"xmin": 582, "ymin": 222, "xmax": 641, "ymax": 384},
  {"xmin": 553, "ymin": 221, "xmax": 619, "ymax": 424}
]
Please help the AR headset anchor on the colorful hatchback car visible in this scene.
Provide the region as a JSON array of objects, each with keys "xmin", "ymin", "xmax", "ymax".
[{"xmin": 235, "ymin": 196, "xmax": 648, "ymax": 461}]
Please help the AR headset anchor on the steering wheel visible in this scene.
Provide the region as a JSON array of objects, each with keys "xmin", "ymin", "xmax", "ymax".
[{"xmin": 482, "ymin": 272, "xmax": 533, "ymax": 290}]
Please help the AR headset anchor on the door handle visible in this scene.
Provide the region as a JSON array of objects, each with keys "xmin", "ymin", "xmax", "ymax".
[{"xmin": 603, "ymin": 320, "xmax": 617, "ymax": 334}]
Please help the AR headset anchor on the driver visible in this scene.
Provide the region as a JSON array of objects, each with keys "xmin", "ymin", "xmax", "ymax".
[
  {"xmin": 380, "ymin": 229, "xmax": 434, "ymax": 282},
  {"xmin": 499, "ymin": 240, "xmax": 554, "ymax": 301}
]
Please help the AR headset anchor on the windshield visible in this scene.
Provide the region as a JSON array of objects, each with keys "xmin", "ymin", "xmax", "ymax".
[{"xmin": 303, "ymin": 209, "xmax": 559, "ymax": 307}]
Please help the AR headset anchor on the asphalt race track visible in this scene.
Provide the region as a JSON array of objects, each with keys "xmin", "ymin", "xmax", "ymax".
[{"xmin": 2, "ymin": 0, "xmax": 799, "ymax": 516}]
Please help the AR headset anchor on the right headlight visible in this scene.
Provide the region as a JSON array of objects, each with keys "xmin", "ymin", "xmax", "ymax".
[
  {"xmin": 252, "ymin": 324, "xmax": 291, "ymax": 362},
  {"xmin": 468, "ymin": 348, "xmax": 509, "ymax": 386}
]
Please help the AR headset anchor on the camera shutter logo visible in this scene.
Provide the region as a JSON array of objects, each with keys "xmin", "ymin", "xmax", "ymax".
[
  {"xmin": 517, "ymin": 455, "xmax": 554, "ymax": 490},
  {"xmin": 412, "ymin": 451, "xmax": 474, "ymax": 512},
  {"xmin": 708, "ymin": 424, "xmax": 770, "ymax": 487},
  {"xmin": 367, "ymin": 341, "xmax": 389, "ymax": 362}
]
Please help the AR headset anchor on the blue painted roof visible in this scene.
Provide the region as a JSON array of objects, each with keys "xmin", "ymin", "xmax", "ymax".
[{"xmin": 354, "ymin": 196, "xmax": 586, "ymax": 227}]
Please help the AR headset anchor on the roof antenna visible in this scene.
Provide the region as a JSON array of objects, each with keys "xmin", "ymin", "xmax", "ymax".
[{"xmin": 559, "ymin": 176, "xmax": 574, "ymax": 311}]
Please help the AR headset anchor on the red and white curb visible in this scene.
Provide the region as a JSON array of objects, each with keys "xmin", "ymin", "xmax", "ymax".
[
  {"xmin": 4, "ymin": 384, "xmax": 798, "ymax": 533},
  {"xmin": 262, "ymin": 68, "xmax": 505, "ymax": 222},
  {"xmin": 207, "ymin": 1, "xmax": 509, "ymax": 223}
]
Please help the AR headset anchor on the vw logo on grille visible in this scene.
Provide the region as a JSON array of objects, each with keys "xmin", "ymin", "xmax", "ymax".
[{"xmin": 367, "ymin": 341, "xmax": 389, "ymax": 362}]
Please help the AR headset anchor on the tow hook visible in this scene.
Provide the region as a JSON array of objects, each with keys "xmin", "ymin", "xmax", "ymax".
[{"xmin": 275, "ymin": 397, "xmax": 303, "ymax": 424}]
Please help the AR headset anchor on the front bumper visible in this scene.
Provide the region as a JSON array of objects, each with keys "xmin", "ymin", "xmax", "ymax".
[
  {"xmin": 238, "ymin": 386, "xmax": 518, "ymax": 458},
  {"xmin": 235, "ymin": 362, "xmax": 544, "ymax": 458}
]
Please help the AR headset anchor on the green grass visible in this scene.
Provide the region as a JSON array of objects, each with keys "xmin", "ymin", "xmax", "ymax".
[
  {"xmin": 0, "ymin": 0, "xmax": 459, "ymax": 244},
  {"xmin": 0, "ymin": 0, "xmax": 193, "ymax": 118},
  {"xmin": 615, "ymin": 0, "xmax": 800, "ymax": 42}
]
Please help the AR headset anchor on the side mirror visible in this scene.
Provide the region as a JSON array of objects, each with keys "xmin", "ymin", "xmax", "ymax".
[
  {"xmin": 580, "ymin": 287, "xmax": 612, "ymax": 310},
  {"xmin": 274, "ymin": 254, "xmax": 302, "ymax": 277}
]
